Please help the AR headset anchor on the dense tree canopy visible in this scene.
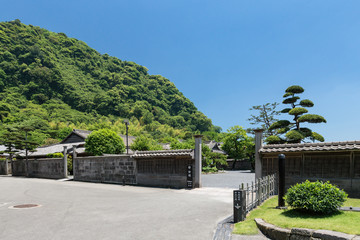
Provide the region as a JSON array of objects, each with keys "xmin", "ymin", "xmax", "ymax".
[
  {"xmin": 0, "ymin": 20, "xmax": 220, "ymax": 145},
  {"xmin": 221, "ymin": 126, "xmax": 254, "ymax": 169},
  {"xmin": 266, "ymin": 85, "xmax": 326, "ymax": 144},
  {"xmin": 130, "ymin": 135, "xmax": 163, "ymax": 151}
]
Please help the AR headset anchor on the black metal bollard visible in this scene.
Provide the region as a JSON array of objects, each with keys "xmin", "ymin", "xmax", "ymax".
[
  {"xmin": 278, "ymin": 154, "xmax": 285, "ymax": 208},
  {"xmin": 233, "ymin": 190, "xmax": 246, "ymax": 223}
]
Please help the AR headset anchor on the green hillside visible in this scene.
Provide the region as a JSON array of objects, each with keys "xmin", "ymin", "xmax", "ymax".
[{"xmin": 0, "ymin": 19, "xmax": 219, "ymax": 145}]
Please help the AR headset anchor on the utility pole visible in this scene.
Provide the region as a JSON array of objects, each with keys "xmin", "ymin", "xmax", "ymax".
[{"xmin": 123, "ymin": 119, "xmax": 130, "ymax": 154}]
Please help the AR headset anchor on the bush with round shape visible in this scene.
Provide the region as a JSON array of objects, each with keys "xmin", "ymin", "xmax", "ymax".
[
  {"xmin": 285, "ymin": 180, "xmax": 347, "ymax": 214},
  {"xmin": 85, "ymin": 129, "xmax": 125, "ymax": 155}
]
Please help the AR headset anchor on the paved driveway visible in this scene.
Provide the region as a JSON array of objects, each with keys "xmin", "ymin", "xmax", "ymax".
[
  {"xmin": 0, "ymin": 176, "xmax": 233, "ymax": 240},
  {"xmin": 202, "ymin": 170, "xmax": 255, "ymax": 189}
]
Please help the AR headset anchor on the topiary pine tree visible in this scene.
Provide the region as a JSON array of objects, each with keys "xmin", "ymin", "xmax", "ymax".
[{"xmin": 266, "ymin": 85, "xmax": 326, "ymax": 144}]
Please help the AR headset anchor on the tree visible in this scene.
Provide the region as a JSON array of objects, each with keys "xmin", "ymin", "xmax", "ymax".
[
  {"xmin": 170, "ymin": 138, "xmax": 227, "ymax": 172},
  {"xmin": 85, "ymin": 129, "xmax": 125, "ymax": 155},
  {"xmin": 0, "ymin": 126, "xmax": 37, "ymax": 176},
  {"xmin": 18, "ymin": 125, "xmax": 38, "ymax": 176},
  {"xmin": 247, "ymin": 102, "xmax": 280, "ymax": 137},
  {"xmin": 0, "ymin": 127, "xmax": 23, "ymax": 170},
  {"xmin": 221, "ymin": 126, "xmax": 254, "ymax": 169},
  {"xmin": 130, "ymin": 135, "xmax": 163, "ymax": 151},
  {"xmin": 267, "ymin": 85, "xmax": 326, "ymax": 144}
]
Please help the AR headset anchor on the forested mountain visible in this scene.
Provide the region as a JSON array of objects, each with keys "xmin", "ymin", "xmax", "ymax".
[{"xmin": 0, "ymin": 19, "xmax": 220, "ymax": 145}]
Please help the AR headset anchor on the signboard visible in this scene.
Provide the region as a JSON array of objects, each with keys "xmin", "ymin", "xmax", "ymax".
[
  {"xmin": 187, "ymin": 165, "xmax": 193, "ymax": 188},
  {"xmin": 233, "ymin": 190, "xmax": 246, "ymax": 222}
]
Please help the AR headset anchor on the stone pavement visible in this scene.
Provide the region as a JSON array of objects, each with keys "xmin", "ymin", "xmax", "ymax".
[{"xmin": 212, "ymin": 215, "xmax": 270, "ymax": 240}]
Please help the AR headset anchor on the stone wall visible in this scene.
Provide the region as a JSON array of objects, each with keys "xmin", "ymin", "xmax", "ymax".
[
  {"xmin": 74, "ymin": 155, "xmax": 136, "ymax": 184},
  {"xmin": 0, "ymin": 160, "xmax": 10, "ymax": 175},
  {"xmin": 12, "ymin": 158, "xmax": 66, "ymax": 179},
  {"xmin": 223, "ymin": 159, "xmax": 252, "ymax": 170},
  {"xmin": 12, "ymin": 160, "xmax": 26, "ymax": 176},
  {"xmin": 255, "ymin": 218, "xmax": 360, "ymax": 240},
  {"xmin": 261, "ymin": 151, "xmax": 360, "ymax": 198}
]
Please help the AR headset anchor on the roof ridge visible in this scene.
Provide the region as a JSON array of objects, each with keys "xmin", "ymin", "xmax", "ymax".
[
  {"xmin": 135, "ymin": 149, "xmax": 193, "ymax": 153},
  {"xmin": 260, "ymin": 140, "xmax": 360, "ymax": 153},
  {"xmin": 264, "ymin": 140, "xmax": 360, "ymax": 148}
]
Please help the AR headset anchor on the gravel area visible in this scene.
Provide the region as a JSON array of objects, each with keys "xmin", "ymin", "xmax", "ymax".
[{"xmin": 202, "ymin": 170, "xmax": 255, "ymax": 189}]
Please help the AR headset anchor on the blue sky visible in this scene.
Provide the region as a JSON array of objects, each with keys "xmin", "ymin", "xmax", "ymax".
[{"xmin": 1, "ymin": 0, "xmax": 360, "ymax": 141}]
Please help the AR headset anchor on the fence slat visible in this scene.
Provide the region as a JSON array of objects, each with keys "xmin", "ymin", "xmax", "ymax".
[{"xmin": 235, "ymin": 173, "xmax": 277, "ymax": 222}]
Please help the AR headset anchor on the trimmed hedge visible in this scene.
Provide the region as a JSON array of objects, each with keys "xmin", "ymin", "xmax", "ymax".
[{"xmin": 285, "ymin": 180, "xmax": 347, "ymax": 214}]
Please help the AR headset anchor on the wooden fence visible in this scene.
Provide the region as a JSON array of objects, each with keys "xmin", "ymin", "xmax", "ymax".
[{"xmin": 234, "ymin": 174, "xmax": 276, "ymax": 222}]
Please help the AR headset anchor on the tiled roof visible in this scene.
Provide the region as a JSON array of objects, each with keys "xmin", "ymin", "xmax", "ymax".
[
  {"xmin": 63, "ymin": 129, "xmax": 136, "ymax": 146},
  {"xmin": 73, "ymin": 129, "xmax": 92, "ymax": 138},
  {"xmin": 19, "ymin": 142, "xmax": 85, "ymax": 157},
  {"xmin": 133, "ymin": 149, "xmax": 194, "ymax": 158},
  {"xmin": 260, "ymin": 141, "xmax": 360, "ymax": 153},
  {"xmin": 204, "ymin": 140, "xmax": 227, "ymax": 155}
]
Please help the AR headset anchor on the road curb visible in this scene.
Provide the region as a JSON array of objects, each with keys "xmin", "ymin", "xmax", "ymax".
[{"xmin": 213, "ymin": 215, "xmax": 233, "ymax": 240}]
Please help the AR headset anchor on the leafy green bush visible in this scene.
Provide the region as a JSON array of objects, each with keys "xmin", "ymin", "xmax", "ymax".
[
  {"xmin": 67, "ymin": 154, "xmax": 73, "ymax": 175},
  {"xmin": 47, "ymin": 152, "xmax": 64, "ymax": 158},
  {"xmin": 130, "ymin": 135, "xmax": 162, "ymax": 151},
  {"xmin": 85, "ymin": 129, "xmax": 125, "ymax": 155},
  {"xmin": 202, "ymin": 166, "xmax": 218, "ymax": 173},
  {"xmin": 285, "ymin": 180, "xmax": 347, "ymax": 214}
]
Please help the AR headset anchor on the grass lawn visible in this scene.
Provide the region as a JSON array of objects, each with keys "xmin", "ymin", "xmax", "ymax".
[{"xmin": 233, "ymin": 196, "xmax": 360, "ymax": 235}]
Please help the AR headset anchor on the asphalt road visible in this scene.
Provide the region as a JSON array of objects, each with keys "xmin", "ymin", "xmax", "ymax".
[
  {"xmin": 0, "ymin": 176, "xmax": 233, "ymax": 240},
  {"xmin": 202, "ymin": 170, "xmax": 255, "ymax": 189}
]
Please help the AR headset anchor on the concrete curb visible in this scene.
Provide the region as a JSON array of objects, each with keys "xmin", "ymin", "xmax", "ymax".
[
  {"xmin": 213, "ymin": 215, "xmax": 233, "ymax": 240},
  {"xmin": 254, "ymin": 218, "xmax": 360, "ymax": 240}
]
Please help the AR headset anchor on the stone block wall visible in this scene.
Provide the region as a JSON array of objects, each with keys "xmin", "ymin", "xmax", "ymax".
[
  {"xmin": 0, "ymin": 160, "xmax": 10, "ymax": 175},
  {"xmin": 12, "ymin": 158, "xmax": 66, "ymax": 179},
  {"xmin": 28, "ymin": 158, "xmax": 65, "ymax": 179},
  {"xmin": 224, "ymin": 159, "xmax": 252, "ymax": 170},
  {"xmin": 12, "ymin": 160, "xmax": 26, "ymax": 176},
  {"xmin": 74, "ymin": 155, "xmax": 136, "ymax": 184}
]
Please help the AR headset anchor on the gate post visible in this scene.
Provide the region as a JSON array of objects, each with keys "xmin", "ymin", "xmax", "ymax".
[
  {"xmin": 63, "ymin": 146, "xmax": 68, "ymax": 178},
  {"xmin": 254, "ymin": 129, "xmax": 263, "ymax": 179},
  {"xmin": 194, "ymin": 135, "xmax": 203, "ymax": 188},
  {"xmin": 72, "ymin": 145, "xmax": 77, "ymax": 177}
]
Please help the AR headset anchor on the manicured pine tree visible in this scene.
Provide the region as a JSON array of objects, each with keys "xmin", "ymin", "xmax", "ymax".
[{"xmin": 266, "ymin": 85, "xmax": 326, "ymax": 144}]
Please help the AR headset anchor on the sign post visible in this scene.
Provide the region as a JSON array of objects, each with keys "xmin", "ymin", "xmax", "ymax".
[
  {"xmin": 277, "ymin": 154, "xmax": 286, "ymax": 208},
  {"xmin": 186, "ymin": 165, "xmax": 193, "ymax": 189},
  {"xmin": 233, "ymin": 190, "xmax": 246, "ymax": 223}
]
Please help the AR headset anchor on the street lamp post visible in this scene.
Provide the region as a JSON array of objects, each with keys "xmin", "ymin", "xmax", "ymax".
[{"xmin": 123, "ymin": 119, "xmax": 130, "ymax": 154}]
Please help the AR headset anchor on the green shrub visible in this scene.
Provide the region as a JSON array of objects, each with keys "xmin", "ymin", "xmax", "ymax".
[
  {"xmin": 285, "ymin": 180, "xmax": 347, "ymax": 214},
  {"xmin": 47, "ymin": 152, "xmax": 64, "ymax": 158},
  {"xmin": 202, "ymin": 166, "xmax": 218, "ymax": 173},
  {"xmin": 130, "ymin": 135, "xmax": 162, "ymax": 151},
  {"xmin": 85, "ymin": 129, "xmax": 125, "ymax": 155},
  {"xmin": 67, "ymin": 154, "xmax": 73, "ymax": 175}
]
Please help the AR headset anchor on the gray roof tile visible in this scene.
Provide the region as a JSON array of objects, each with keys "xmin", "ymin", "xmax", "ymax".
[
  {"xmin": 133, "ymin": 149, "xmax": 194, "ymax": 158},
  {"xmin": 260, "ymin": 141, "xmax": 360, "ymax": 153}
]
